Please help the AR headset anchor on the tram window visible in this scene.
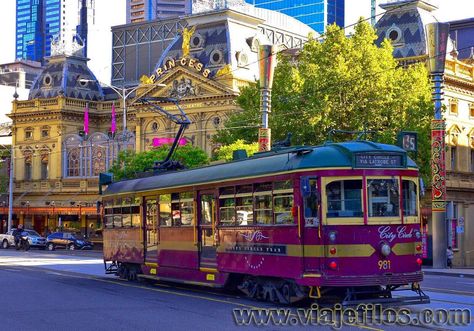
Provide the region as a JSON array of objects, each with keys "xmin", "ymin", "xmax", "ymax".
[
  {"xmin": 113, "ymin": 215, "xmax": 122, "ymax": 227},
  {"xmin": 180, "ymin": 192, "xmax": 194, "ymax": 226},
  {"xmin": 367, "ymin": 179, "xmax": 399, "ymax": 217},
  {"xmin": 104, "ymin": 215, "xmax": 114, "ymax": 228},
  {"xmin": 255, "ymin": 194, "xmax": 272, "ymax": 225},
  {"xmin": 180, "ymin": 201, "xmax": 194, "ymax": 226},
  {"xmin": 146, "ymin": 198, "xmax": 158, "ymax": 229},
  {"xmin": 402, "ymin": 180, "xmax": 418, "ymax": 216},
  {"xmin": 131, "ymin": 206, "xmax": 141, "ymax": 227},
  {"xmin": 159, "ymin": 194, "xmax": 171, "ymax": 226},
  {"xmin": 201, "ymin": 194, "xmax": 213, "ymax": 225},
  {"xmin": 219, "ymin": 197, "xmax": 236, "ymax": 226},
  {"xmin": 220, "ymin": 186, "xmax": 235, "ymax": 195},
  {"xmin": 274, "ymin": 195, "xmax": 294, "ymax": 224},
  {"xmin": 104, "ymin": 208, "xmax": 113, "ymax": 215},
  {"xmin": 122, "ymin": 206, "xmax": 132, "ymax": 227},
  {"xmin": 303, "ymin": 178, "xmax": 319, "ymax": 219},
  {"xmin": 274, "ymin": 180, "xmax": 292, "ymax": 191},
  {"xmin": 171, "ymin": 202, "xmax": 182, "ymax": 226},
  {"xmin": 237, "ymin": 185, "xmax": 252, "ymax": 194},
  {"xmin": 326, "ymin": 180, "xmax": 363, "ymax": 218},
  {"xmin": 255, "ymin": 182, "xmax": 272, "ymax": 193},
  {"xmin": 236, "ymin": 196, "xmax": 253, "ymax": 226}
]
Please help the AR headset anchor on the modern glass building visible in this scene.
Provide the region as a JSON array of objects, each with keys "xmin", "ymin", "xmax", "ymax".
[
  {"xmin": 245, "ymin": 0, "xmax": 345, "ymax": 34},
  {"xmin": 15, "ymin": 0, "xmax": 80, "ymax": 63},
  {"xmin": 16, "ymin": 0, "xmax": 44, "ymax": 62}
]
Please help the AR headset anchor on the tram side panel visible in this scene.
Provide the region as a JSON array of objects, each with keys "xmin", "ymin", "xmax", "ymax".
[{"xmin": 103, "ymin": 228, "xmax": 144, "ymax": 263}]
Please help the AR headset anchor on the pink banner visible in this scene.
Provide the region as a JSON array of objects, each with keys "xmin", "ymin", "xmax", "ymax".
[
  {"xmin": 111, "ymin": 103, "xmax": 116, "ymax": 133},
  {"xmin": 152, "ymin": 137, "xmax": 187, "ymax": 147},
  {"xmin": 83, "ymin": 103, "xmax": 89, "ymax": 135}
]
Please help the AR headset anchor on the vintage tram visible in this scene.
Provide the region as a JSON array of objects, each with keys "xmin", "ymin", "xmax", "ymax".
[{"xmin": 101, "ymin": 140, "xmax": 429, "ymax": 305}]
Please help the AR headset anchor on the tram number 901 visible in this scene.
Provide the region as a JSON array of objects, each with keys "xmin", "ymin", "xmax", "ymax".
[{"xmin": 378, "ymin": 260, "xmax": 391, "ymax": 270}]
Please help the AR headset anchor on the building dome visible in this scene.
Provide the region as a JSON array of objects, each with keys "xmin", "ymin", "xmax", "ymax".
[
  {"xmin": 28, "ymin": 54, "xmax": 104, "ymax": 101},
  {"xmin": 375, "ymin": 0, "xmax": 439, "ymax": 58}
]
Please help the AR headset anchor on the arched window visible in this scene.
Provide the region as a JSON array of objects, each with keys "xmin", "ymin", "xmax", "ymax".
[
  {"xmin": 448, "ymin": 125, "xmax": 462, "ymax": 171},
  {"xmin": 90, "ymin": 133, "xmax": 109, "ymax": 176},
  {"xmin": 40, "ymin": 147, "xmax": 50, "ymax": 180},
  {"xmin": 23, "ymin": 148, "xmax": 33, "ymax": 180},
  {"xmin": 64, "ymin": 135, "xmax": 82, "ymax": 177}
]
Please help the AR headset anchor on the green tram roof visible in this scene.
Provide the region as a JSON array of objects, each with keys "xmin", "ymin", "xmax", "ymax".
[{"xmin": 103, "ymin": 141, "xmax": 417, "ymax": 197}]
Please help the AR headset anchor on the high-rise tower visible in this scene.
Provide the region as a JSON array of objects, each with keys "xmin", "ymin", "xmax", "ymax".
[
  {"xmin": 126, "ymin": 0, "xmax": 191, "ymax": 23},
  {"xmin": 245, "ymin": 0, "xmax": 345, "ymax": 34},
  {"xmin": 15, "ymin": 0, "xmax": 91, "ymax": 63}
]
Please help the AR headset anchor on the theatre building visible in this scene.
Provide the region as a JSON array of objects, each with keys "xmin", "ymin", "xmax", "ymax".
[{"xmin": 6, "ymin": 6, "xmax": 313, "ymax": 237}]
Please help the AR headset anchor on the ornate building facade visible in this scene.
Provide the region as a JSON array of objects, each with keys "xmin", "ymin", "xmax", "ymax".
[
  {"xmin": 6, "ymin": 7, "xmax": 314, "ymax": 238},
  {"xmin": 375, "ymin": 0, "xmax": 474, "ymax": 266}
]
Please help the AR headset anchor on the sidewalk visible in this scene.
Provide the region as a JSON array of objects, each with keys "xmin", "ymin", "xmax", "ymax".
[{"xmin": 423, "ymin": 266, "xmax": 474, "ymax": 278}]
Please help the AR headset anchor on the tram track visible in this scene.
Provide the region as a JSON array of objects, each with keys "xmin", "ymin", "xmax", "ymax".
[{"xmin": 3, "ymin": 262, "xmax": 464, "ymax": 330}]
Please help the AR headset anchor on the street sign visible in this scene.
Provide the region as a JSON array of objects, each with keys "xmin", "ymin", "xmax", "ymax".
[
  {"xmin": 456, "ymin": 225, "xmax": 464, "ymax": 234},
  {"xmin": 459, "ymin": 217, "xmax": 464, "ymax": 226}
]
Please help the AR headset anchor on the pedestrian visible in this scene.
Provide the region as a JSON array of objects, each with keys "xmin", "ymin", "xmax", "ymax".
[{"xmin": 446, "ymin": 246, "xmax": 454, "ymax": 268}]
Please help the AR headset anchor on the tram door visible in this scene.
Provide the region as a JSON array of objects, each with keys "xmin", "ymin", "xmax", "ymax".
[
  {"xmin": 198, "ymin": 192, "xmax": 217, "ymax": 268},
  {"xmin": 301, "ymin": 177, "xmax": 321, "ymax": 271},
  {"xmin": 145, "ymin": 197, "xmax": 158, "ymax": 264}
]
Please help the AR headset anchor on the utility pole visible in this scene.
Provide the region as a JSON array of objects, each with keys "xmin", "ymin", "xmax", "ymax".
[
  {"xmin": 426, "ymin": 22, "xmax": 450, "ymax": 269},
  {"xmin": 257, "ymin": 44, "xmax": 277, "ymax": 152}
]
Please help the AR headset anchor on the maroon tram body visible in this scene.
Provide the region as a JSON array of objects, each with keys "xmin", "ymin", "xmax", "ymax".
[{"xmin": 102, "ymin": 141, "xmax": 429, "ymax": 305}]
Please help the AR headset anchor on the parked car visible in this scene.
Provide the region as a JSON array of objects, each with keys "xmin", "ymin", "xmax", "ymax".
[
  {"xmin": 0, "ymin": 228, "xmax": 46, "ymax": 249},
  {"xmin": 46, "ymin": 232, "xmax": 93, "ymax": 251}
]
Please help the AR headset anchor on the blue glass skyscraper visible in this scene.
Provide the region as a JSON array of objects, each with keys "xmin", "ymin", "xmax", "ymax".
[
  {"xmin": 16, "ymin": 0, "xmax": 44, "ymax": 62},
  {"xmin": 43, "ymin": 0, "xmax": 61, "ymax": 58},
  {"xmin": 15, "ymin": 0, "xmax": 76, "ymax": 63},
  {"xmin": 245, "ymin": 0, "xmax": 345, "ymax": 34}
]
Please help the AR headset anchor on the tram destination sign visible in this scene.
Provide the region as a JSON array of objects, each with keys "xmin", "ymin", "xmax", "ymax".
[{"xmin": 354, "ymin": 154, "xmax": 404, "ymax": 168}]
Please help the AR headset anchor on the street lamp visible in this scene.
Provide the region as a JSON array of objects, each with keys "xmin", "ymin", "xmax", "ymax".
[{"xmin": 80, "ymin": 79, "xmax": 166, "ymax": 140}]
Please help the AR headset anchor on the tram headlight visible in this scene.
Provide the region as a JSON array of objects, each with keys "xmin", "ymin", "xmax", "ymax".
[
  {"xmin": 380, "ymin": 242, "xmax": 391, "ymax": 257},
  {"xmin": 415, "ymin": 230, "xmax": 421, "ymax": 239},
  {"xmin": 328, "ymin": 231, "xmax": 336, "ymax": 242}
]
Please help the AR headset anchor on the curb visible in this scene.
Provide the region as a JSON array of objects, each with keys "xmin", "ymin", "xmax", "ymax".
[{"xmin": 423, "ymin": 270, "xmax": 474, "ymax": 279}]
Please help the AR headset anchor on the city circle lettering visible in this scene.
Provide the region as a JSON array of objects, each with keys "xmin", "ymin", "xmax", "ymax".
[{"xmin": 149, "ymin": 58, "xmax": 210, "ymax": 82}]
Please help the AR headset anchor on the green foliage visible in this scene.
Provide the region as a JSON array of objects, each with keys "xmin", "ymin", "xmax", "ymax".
[
  {"xmin": 215, "ymin": 140, "xmax": 259, "ymax": 161},
  {"xmin": 109, "ymin": 144, "xmax": 209, "ymax": 181},
  {"xmin": 216, "ymin": 21, "xmax": 432, "ymax": 182}
]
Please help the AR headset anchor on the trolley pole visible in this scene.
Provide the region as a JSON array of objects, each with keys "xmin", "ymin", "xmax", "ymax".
[
  {"xmin": 258, "ymin": 44, "xmax": 277, "ymax": 152},
  {"xmin": 426, "ymin": 22, "xmax": 450, "ymax": 269}
]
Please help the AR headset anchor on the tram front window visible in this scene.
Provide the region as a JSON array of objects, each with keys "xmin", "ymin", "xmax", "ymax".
[
  {"xmin": 402, "ymin": 180, "xmax": 418, "ymax": 216},
  {"xmin": 326, "ymin": 180, "xmax": 363, "ymax": 218},
  {"xmin": 367, "ymin": 179, "xmax": 400, "ymax": 217}
]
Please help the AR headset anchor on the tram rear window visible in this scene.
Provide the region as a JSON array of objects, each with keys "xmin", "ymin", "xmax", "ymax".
[{"xmin": 326, "ymin": 180, "xmax": 363, "ymax": 218}]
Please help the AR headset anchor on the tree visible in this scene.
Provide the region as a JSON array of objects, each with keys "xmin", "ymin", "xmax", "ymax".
[
  {"xmin": 109, "ymin": 144, "xmax": 209, "ymax": 181},
  {"xmin": 215, "ymin": 21, "xmax": 432, "ymax": 181},
  {"xmin": 215, "ymin": 140, "xmax": 259, "ymax": 161}
]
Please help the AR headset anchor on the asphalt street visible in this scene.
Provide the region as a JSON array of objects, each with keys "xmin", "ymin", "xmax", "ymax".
[{"xmin": 0, "ymin": 249, "xmax": 471, "ymax": 331}]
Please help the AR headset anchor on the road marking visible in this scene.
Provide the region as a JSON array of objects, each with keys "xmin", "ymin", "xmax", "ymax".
[{"xmin": 423, "ymin": 286, "xmax": 474, "ymax": 296}]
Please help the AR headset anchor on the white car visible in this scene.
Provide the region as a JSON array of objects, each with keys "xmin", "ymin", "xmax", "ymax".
[{"xmin": 0, "ymin": 229, "xmax": 47, "ymax": 249}]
